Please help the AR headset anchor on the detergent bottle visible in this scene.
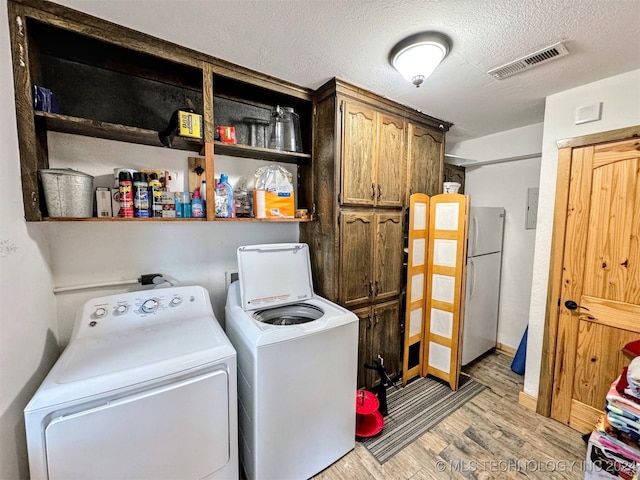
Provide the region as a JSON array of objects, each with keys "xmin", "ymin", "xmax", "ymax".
[
  {"xmin": 191, "ymin": 188, "xmax": 205, "ymax": 218},
  {"xmin": 215, "ymin": 174, "xmax": 235, "ymax": 218}
]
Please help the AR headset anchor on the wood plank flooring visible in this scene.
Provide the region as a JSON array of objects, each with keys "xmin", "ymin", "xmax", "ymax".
[{"xmin": 313, "ymin": 351, "xmax": 588, "ymax": 480}]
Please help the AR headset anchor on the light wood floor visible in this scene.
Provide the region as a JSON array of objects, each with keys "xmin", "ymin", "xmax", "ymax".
[{"xmin": 313, "ymin": 351, "xmax": 587, "ymax": 480}]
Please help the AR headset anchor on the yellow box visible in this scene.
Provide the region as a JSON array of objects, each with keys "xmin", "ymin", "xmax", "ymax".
[
  {"xmin": 254, "ymin": 190, "xmax": 295, "ymax": 218},
  {"xmin": 178, "ymin": 110, "xmax": 203, "ymax": 139}
]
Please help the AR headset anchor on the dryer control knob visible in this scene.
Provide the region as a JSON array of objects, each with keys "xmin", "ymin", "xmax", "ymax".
[
  {"xmin": 170, "ymin": 297, "xmax": 182, "ymax": 307},
  {"xmin": 115, "ymin": 304, "xmax": 129, "ymax": 315},
  {"xmin": 94, "ymin": 307, "xmax": 107, "ymax": 318},
  {"xmin": 141, "ymin": 299, "xmax": 159, "ymax": 314}
]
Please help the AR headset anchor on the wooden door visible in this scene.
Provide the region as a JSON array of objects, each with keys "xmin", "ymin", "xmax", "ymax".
[
  {"xmin": 373, "ymin": 212, "xmax": 404, "ymax": 302},
  {"xmin": 550, "ymin": 137, "xmax": 640, "ymax": 431},
  {"xmin": 376, "ymin": 113, "xmax": 406, "ymax": 207},
  {"xmin": 355, "ymin": 306, "xmax": 375, "ymax": 388},
  {"xmin": 371, "ymin": 300, "xmax": 402, "ymax": 384},
  {"xmin": 341, "ymin": 102, "xmax": 377, "ymax": 206},
  {"xmin": 407, "ymin": 123, "xmax": 444, "ymax": 200},
  {"xmin": 339, "ymin": 211, "xmax": 373, "ymax": 307}
]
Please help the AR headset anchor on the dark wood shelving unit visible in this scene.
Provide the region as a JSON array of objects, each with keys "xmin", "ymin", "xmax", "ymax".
[
  {"xmin": 213, "ymin": 141, "xmax": 311, "ymax": 164},
  {"xmin": 35, "ymin": 111, "xmax": 203, "ymax": 152},
  {"xmin": 9, "ymin": 0, "xmax": 315, "ymax": 222},
  {"xmin": 211, "ymin": 216, "xmax": 311, "ymax": 222},
  {"xmin": 43, "ymin": 216, "xmax": 310, "ymax": 223}
]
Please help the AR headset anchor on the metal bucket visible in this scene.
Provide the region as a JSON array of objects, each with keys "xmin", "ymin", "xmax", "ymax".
[{"xmin": 39, "ymin": 168, "xmax": 94, "ymax": 217}]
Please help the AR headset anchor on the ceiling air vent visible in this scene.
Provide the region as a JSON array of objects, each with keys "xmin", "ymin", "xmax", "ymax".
[{"xmin": 487, "ymin": 42, "xmax": 569, "ymax": 79}]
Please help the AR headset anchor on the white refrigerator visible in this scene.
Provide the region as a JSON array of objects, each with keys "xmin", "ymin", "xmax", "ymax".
[{"xmin": 461, "ymin": 207, "xmax": 505, "ymax": 366}]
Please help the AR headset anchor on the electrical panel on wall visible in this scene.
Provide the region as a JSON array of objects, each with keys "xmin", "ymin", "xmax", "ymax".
[{"xmin": 526, "ymin": 187, "xmax": 539, "ymax": 229}]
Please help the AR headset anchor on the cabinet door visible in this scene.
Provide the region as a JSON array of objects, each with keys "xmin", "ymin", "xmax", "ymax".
[
  {"xmin": 355, "ymin": 306, "xmax": 375, "ymax": 389},
  {"xmin": 376, "ymin": 114, "xmax": 406, "ymax": 207},
  {"xmin": 339, "ymin": 211, "xmax": 374, "ymax": 307},
  {"xmin": 407, "ymin": 123, "xmax": 444, "ymax": 198},
  {"xmin": 373, "ymin": 212, "xmax": 404, "ymax": 302},
  {"xmin": 371, "ymin": 300, "xmax": 402, "ymax": 384},
  {"xmin": 341, "ymin": 102, "xmax": 377, "ymax": 206}
]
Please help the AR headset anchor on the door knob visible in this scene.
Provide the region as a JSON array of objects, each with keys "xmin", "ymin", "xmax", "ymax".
[{"xmin": 564, "ymin": 300, "xmax": 589, "ymax": 311}]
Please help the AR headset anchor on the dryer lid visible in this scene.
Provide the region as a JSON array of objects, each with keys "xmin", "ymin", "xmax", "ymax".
[{"xmin": 237, "ymin": 243, "xmax": 314, "ymax": 311}]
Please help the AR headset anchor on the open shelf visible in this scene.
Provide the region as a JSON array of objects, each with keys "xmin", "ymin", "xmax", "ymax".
[
  {"xmin": 43, "ymin": 216, "xmax": 207, "ymax": 221},
  {"xmin": 43, "ymin": 216, "xmax": 311, "ymax": 222},
  {"xmin": 212, "ymin": 216, "xmax": 311, "ymax": 222},
  {"xmin": 213, "ymin": 141, "xmax": 311, "ymax": 163},
  {"xmin": 35, "ymin": 111, "xmax": 204, "ymax": 152}
]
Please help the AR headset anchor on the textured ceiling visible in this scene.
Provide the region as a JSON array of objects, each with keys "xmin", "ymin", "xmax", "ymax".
[{"xmin": 51, "ymin": 0, "xmax": 640, "ymax": 146}]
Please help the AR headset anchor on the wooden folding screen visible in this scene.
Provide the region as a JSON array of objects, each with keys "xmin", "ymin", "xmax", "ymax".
[
  {"xmin": 402, "ymin": 194, "xmax": 430, "ymax": 385},
  {"xmin": 403, "ymin": 193, "xmax": 468, "ymax": 390}
]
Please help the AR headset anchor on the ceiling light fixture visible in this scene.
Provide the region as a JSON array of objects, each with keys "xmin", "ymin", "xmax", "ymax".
[{"xmin": 389, "ymin": 32, "xmax": 451, "ymax": 88}]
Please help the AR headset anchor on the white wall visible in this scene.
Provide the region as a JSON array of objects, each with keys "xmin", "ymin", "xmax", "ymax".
[
  {"xmin": 0, "ymin": 2, "xmax": 60, "ymax": 478},
  {"xmin": 524, "ymin": 69, "xmax": 640, "ymax": 398},
  {"xmin": 448, "ymin": 123, "xmax": 543, "ymax": 164},
  {"xmin": 465, "ymin": 156, "xmax": 541, "ymax": 349}
]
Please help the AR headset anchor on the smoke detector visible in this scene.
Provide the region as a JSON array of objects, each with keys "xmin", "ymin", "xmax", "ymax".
[{"xmin": 487, "ymin": 41, "xmax": 569, "ymax": 80}]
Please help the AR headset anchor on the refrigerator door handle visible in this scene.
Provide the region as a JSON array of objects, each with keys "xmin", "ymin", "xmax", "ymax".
[
  {"xmin": 472, "ymin": 216, "xmax": 479, "ymax": 255},
  {"xmin": 468, "ymin": 258, "xmax": 476, "ymax": 298}
]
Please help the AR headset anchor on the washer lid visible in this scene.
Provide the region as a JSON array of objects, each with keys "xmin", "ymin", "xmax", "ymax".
[{"xmin": 237, "ymin": 243, "xmax": 314, "ymax": 311}]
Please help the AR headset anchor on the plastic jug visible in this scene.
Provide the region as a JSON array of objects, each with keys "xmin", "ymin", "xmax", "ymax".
[
  {"xmin": 268, "ymin": 106, "xmax": 302, "ymax": 152},
  {"xmin": 215, "ymin": 174, "xmax": 235, "ymax": 218}
]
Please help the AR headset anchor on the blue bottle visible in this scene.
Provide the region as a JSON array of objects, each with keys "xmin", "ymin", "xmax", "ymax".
[{"xmin": 215, "ymin": 174, "xmax": 235, "ymax": 218}]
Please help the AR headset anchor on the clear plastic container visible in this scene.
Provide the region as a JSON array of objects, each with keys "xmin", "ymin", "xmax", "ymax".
[{"xmin": 268, "ymin": 106, "xmax": 302, "ymax": 152}]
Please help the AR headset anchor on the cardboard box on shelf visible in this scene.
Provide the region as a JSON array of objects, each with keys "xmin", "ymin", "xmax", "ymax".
[
  {"xmin": 161, "ymin": 191, "xmax": 176, "ymax": 218},
  {"xmin": 96, "ymin": 187, "xmax": 112, "ymax": 218},
  {"xmin": 178, "ymin": 110, "xmax": 203, "ymax": 139}
]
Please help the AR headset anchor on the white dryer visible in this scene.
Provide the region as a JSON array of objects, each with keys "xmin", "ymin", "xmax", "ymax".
[
  {"xmin": 24, "ymin": 286, "xmax": 238, "ymax": 480},
  {"xmin": 224, "ymin": 243, "xmax": 358, "ymax": 480}
]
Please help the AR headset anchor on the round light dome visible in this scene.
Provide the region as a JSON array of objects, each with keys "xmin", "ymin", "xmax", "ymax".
[{"xmin": 389, "ymin": 32, "xmax": 451, "ymax": 87}]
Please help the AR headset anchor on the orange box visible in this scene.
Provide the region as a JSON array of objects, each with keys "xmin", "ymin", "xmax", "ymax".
[{"xmin": 253, "ymin": 190, "xmax": 294, "ymax": 218}]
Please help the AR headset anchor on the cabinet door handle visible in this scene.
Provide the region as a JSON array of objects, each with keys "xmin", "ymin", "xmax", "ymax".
[
  {"xmin": 374, "ymin": 312, "xmax": 379, "ymax": 327},
  {"xmin": 377, "ymin": 184, "xmax": 382, "ymax": 200},
  {"xmin": 371, "ymin": 183, "xmax": 376, "ymax": 200},
  {"xmin": 374, "ymin": 281, "xmax": 379, "ymax": 296},
  {"xmin": 367, "ymin": 315, "xmax": 372, "ymax": 329},
  {"xmin": 368, "ymin": 281, "xmax": 373, "ymax": 298}
]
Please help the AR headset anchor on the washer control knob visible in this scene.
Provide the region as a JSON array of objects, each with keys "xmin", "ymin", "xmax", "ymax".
[
  {"xmin": 141, "ymin": 299, "xmax": 159, "ymax": 314},
  {"xmin": 115, "ymin": 304, "xmax": 129, "ymax": 315},
  {"xmin": 170, "ymin": 297, "xmax": 182, "ymax": 307},
  {"xmin": 94, "ymin": 307, "xmax": 107, "ymax": 318}
]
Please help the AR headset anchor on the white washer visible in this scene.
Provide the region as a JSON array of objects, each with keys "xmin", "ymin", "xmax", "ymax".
[
  {"xmin": 224, "ymin": 243, "xmax": 358, "ymax": 480},
  {"xmin": 24, "ymin": 286, "xmax": 238, "ymax": 480}
]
